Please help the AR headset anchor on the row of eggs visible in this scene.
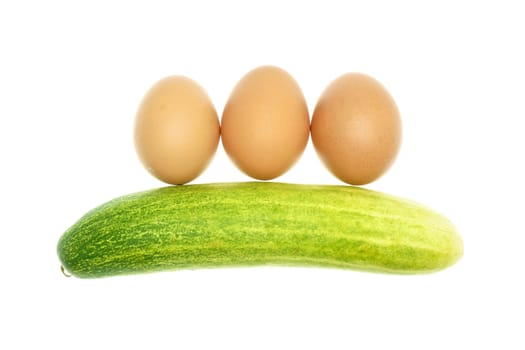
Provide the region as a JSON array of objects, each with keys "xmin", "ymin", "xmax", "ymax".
[{"xmin": 134, "ymin": 66, "xmax": 402, "ymax": 186}]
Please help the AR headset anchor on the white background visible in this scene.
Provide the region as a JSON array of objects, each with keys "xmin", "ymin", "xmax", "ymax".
[{"xmin": 1, "ymin": 1, "xmax": 524, "ymax": 349}]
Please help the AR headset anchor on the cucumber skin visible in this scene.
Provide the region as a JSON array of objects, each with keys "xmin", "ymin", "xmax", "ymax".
[{"xmin": 57, "ymin": 182, "xmax": 463, "ymax": 278}]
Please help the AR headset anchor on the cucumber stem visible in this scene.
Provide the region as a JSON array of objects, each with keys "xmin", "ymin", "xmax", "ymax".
[{"xmin": 61, "ymin": 265, "xmax": 72, "ymax": 278}]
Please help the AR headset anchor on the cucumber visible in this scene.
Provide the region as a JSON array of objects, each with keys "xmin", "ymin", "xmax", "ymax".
[{"xmin": 57, "ymin": 182, "xmax": 463, "ymax": 278}]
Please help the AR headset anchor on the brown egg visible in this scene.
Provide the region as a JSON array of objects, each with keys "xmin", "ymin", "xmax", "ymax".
[
  {"xmin": 311, "ymin": 73, "xmax": 402, "ymax": 185},
  {"xmin": 221, "ymin": 66, "xmax": 310, "ymax": 180},
  {"xmin": 134, "ymin": 76, "xmax": 220, "ymax": 185}
]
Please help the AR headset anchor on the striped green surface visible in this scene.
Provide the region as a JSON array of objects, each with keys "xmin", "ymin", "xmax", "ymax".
[{"xmin": 57, "ymin": 182, "xmax": 463, "ymax": 278}]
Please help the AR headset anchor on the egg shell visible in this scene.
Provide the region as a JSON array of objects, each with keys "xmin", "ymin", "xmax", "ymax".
[
  {"xmin": 311, "ymin": 73, "xmax": 402, "ymax": 185},
  {"xmin": 221, "ymin": 66, "xmax": 310, "ymax": 180},
  {"xmin": 134, "ymin": 76, "xmax": 220, "ymax": 185}
]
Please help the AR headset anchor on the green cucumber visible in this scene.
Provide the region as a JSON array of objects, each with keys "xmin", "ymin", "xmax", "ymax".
[{"xmin": 57, "ymin": 182, "xmax": 463, "ymax": 278}]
